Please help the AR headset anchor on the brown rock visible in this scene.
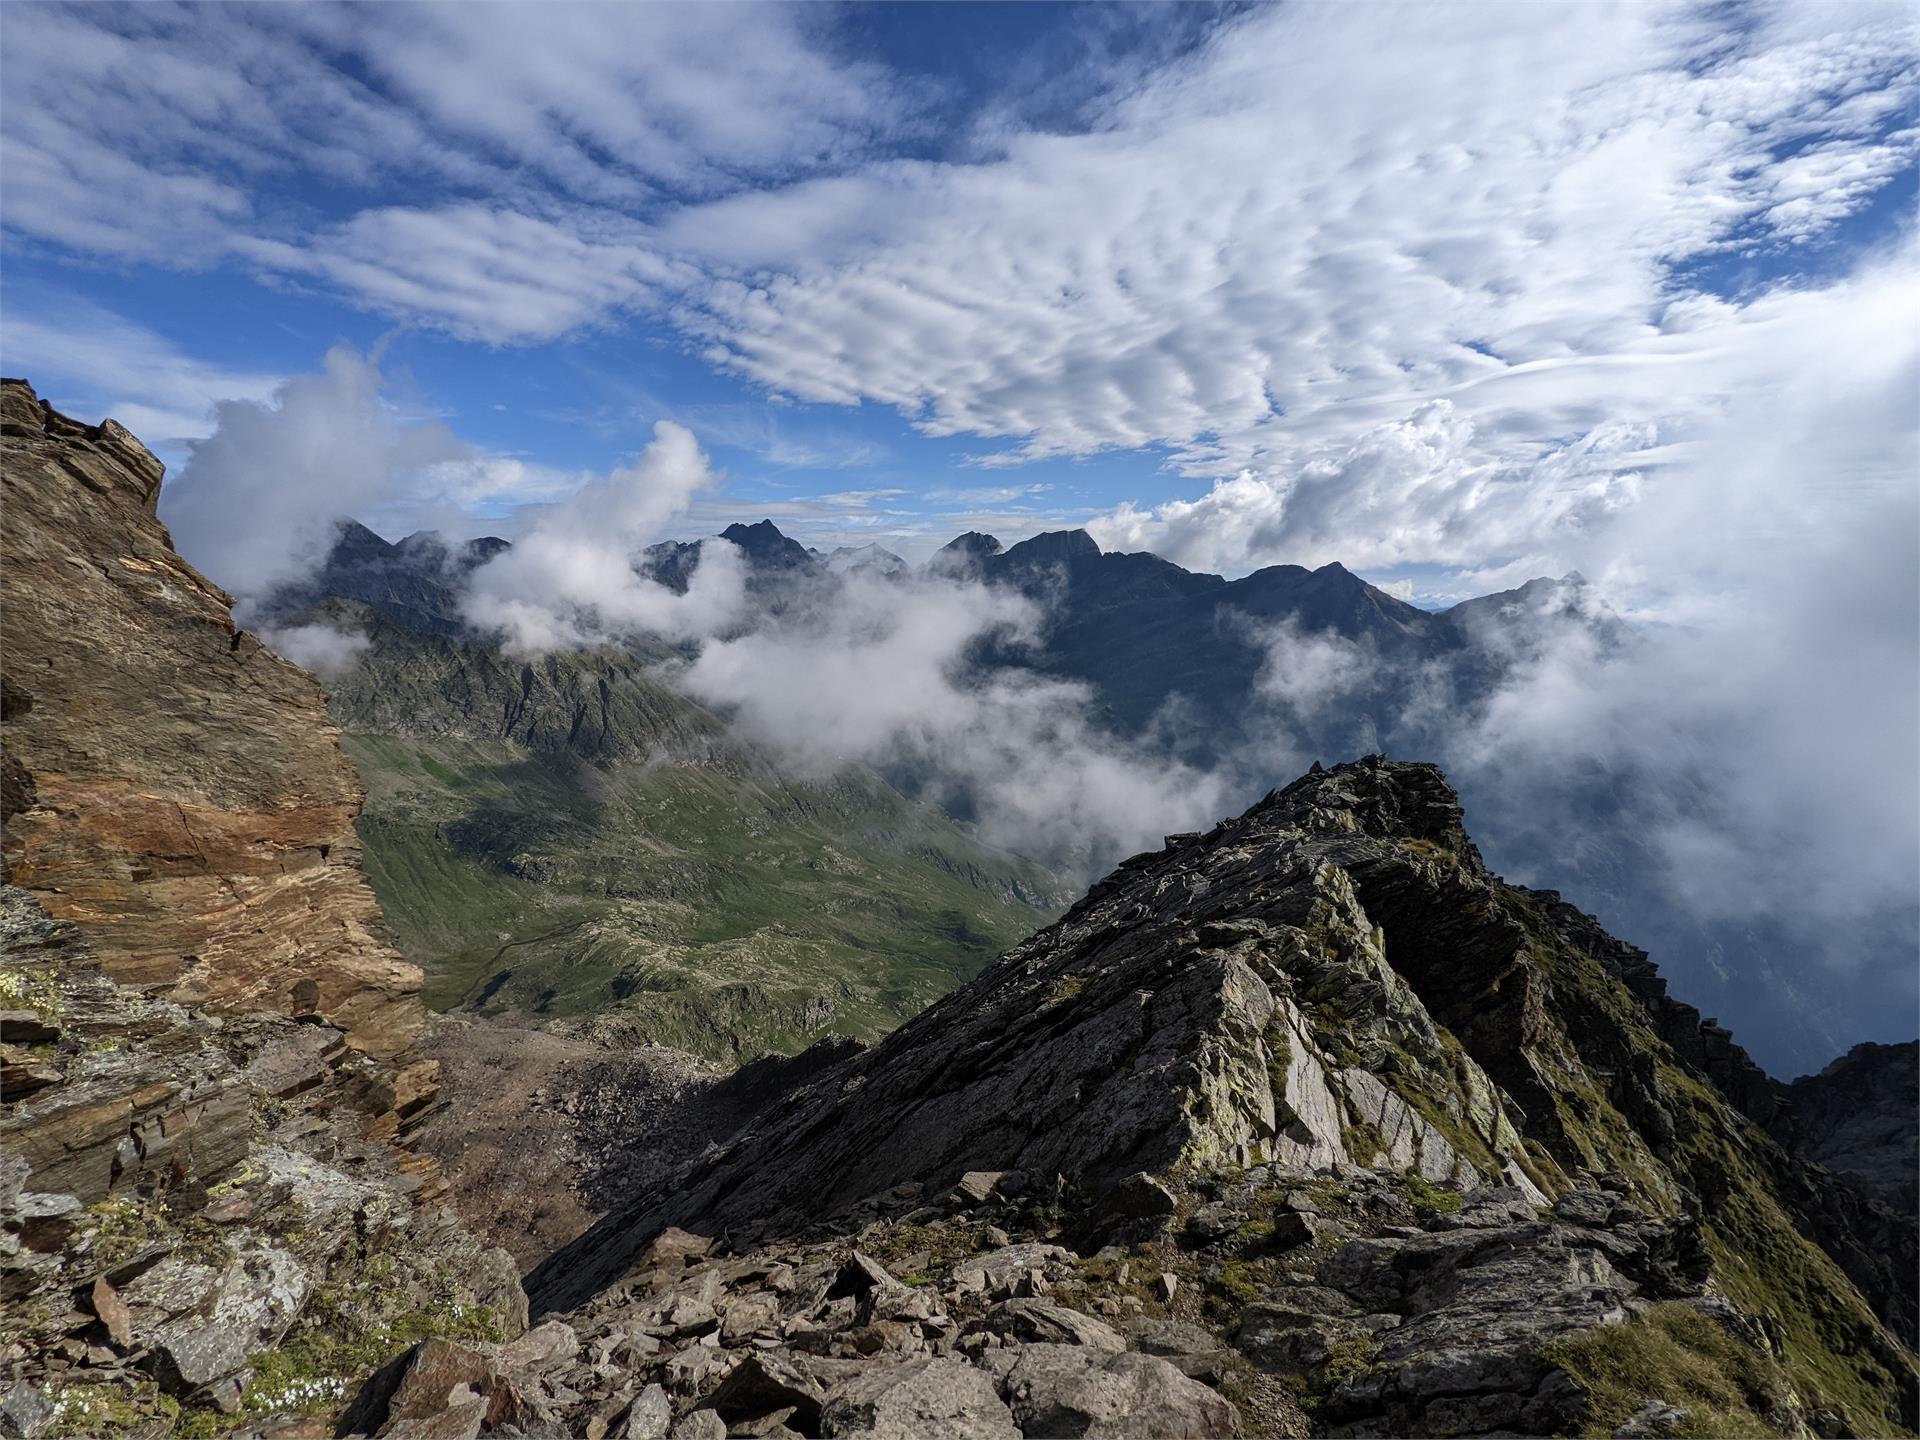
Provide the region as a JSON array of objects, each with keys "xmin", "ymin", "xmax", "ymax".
[
  {"xmin": 88, "ymin": 1277, "xmax": 131, "ymax": 1348},
  {"xmin": 0, "ymin": 379, "xmax": 423, "ymax": 1058}
]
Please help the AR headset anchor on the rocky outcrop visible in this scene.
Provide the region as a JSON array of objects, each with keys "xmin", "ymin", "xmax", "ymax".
[
  {"xmin": 0, "ymin": 380, "xmax": 422, "ymax": 1057},
  {"xmin": 0, "ymin": 886, "xmax": 524, "ymax": 1432},
  {"xmin": 531, "ymin": 757, "xmax": 1916, "ymax": 1435},
  {"xmin": 0, "ymin": 383, "xmax": 523, "ymax": 1436},
  {"xmin": 1777, "ymin": 1042, "xmax": 1918, "ymax": 1217}
]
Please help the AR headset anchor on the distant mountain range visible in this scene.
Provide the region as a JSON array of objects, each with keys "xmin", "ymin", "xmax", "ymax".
[{"xmin": 281, "ymin": 516, "xmax": 1855, "ymax": 1075}]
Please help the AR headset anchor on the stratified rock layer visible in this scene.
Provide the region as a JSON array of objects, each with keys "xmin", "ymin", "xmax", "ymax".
[
  {"xmin": 0, "ymin": 886, "xmax": 523, "ymax": 1429},
  {"xmin": 0, "ymin": 379, "xmax": 422, "ymax": 1056}
]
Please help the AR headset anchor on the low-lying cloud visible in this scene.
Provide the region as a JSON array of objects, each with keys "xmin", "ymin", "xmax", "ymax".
[
  {"xmin": 461, "ymin": 421, "xmax": 747, "ymax": 655},
  {"xmin": 161, "ymin": 346, "xmax": 464, "ymax": 611},
  {"xmin": 256, "ymin": 620, "xmax": 372, "ymax": 681},
  {"xmin": 680, "ymin": 570, "xmax": 1228, "ymax": 870}
]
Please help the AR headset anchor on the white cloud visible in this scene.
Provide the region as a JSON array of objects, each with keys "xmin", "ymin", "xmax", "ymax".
[
  {"xmin": 236, "ymin": 206, "xmax": 685, "ymax": 345},
  {"xmin": 160, "ymin": 346, "xmax": 466, "ymax": 607},
  {"xmin": 669, "ymin": 2, "xmax": 1918, "ymax": 507},
  {"xmin": 0, "ymin": 3, "xmax": 909, "ymax": 340},
  {"xmin": 680, "ymin": 571, "xmax": 1227, "ymax": 869},
  {"xmin": 462, "ymin": 421, "xmax": 747, "ymax": 654},
  {"xmin": 258, "ymin": 620, "xmax": 372, "ymax": 680}
]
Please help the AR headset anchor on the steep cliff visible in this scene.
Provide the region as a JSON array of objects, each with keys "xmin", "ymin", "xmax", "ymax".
[
  {"xmin": 0, "ymin": 380, "xmax": 421, "ymax": 1058},
  {"xmin": 1778, "ymin": 1042, "xmax": 1919, "ymax": 1218},
  {"xmin": 0, "ymin": 383, "xmax": 521, "ymax": 1437}
]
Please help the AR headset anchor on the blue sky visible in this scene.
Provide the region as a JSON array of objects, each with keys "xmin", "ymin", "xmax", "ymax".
[{"xmin": 2, "ymin": 1, "xmax": 1915, "ymax": 603}]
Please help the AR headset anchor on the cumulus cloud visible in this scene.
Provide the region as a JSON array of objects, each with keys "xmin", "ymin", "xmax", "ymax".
[
  {"xmin": 1089, "ymin": 403, "xmax": 1651, "ymax": 576},
  {"xmin": 462, "ymin": 421, "xmax": 747, "ymax": 655},
  {"xmin": 160, "ymin": 346, "xmax": 465, "ymax": 608},
  {"xmin": 680, "ymin": 571, "xmax": 1227, "ymax": 870}
]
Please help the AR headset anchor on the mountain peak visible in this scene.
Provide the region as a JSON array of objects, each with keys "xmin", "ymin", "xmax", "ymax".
[
  {"xmin": 1002, "ymin": 528, "xmax": 1100, "ymax": 564},
  {"xmin": 720, "ymin": 519, "xmax": 816, "ymax": 570},
  {"xmin": 720, "ymin": 518, "xmax": 790, "ymax": 547},
  {"xmin": 938, "ymin": 531, "xmax": 1004, "ymax": 559}
]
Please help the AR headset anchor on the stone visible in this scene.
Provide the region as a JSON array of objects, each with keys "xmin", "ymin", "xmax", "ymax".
[
  {"xmin": 996, "ymin": 1344, "xmax": 1238, "ymax": 1439},
  {"xmin": 1553, "ymin": 1189, "xmax": 1617, "ymax": 1227},
  {"xmin": 1123, "ymin": 1318, "xmax": 1231, "ymax": 1380},
  {"xmin": 952, "ymin": 1171, "xmax": 1014, "ymax": 1206},
  {"xmin": 89, "ymin": 1276, "xmax": 131, "ymax": 1348},
  {"xmin": 950, "ymin": 1244, "xmax": 1074, "ymax": 1296},
  {"xmin": 980, "ymin": 1299, "xmax": 1125, "ymax": 1350},
  {"xmin": 498, "ymin": 1319, "xmax": 579, "ymax": 1371},
  {"xmin": 669, "ymin": 1409, "xmax": 726, "ymax": 1440},
  {"xmin": 818, "ymin": 1357, "xmax": 1019, "ymax": 1439},
  {"xmin": 155, "ymin": 1323, "xmax": 254, "ymax": 1392},
  {"xmin": 0, "ymin": 1384, "xmax": 52, "ymax": 1440},
  {"xmin": 1613, "ymin": 1399, "xmax": 1693, "ymax": 1438},
  {"xmin": 619, "ymin": 1383, "xmax": 673, "ymax": 1440},
  {"xmin": 705, "ymin": 1354, "xmax": 827, "ymax": 1431},
  {"xmin": 641, "ymin": 1227, "xmax": 714, "ymax": 1273},
  {"xmin": 1100, "ymin": 1173, "xmax": 1178, "ymax": 1221},
  {"xmin": 1184, "ymin": 1202, "xmax": 1241, "ymax": 1242},
  {"xmin": 1272, "ymin": 1211, "xmax": 1338, "ymax": 1248},
  {"xmin": 338, "ymin": 1338, "xmax": 495, "ymax": 1438},
  {"xmin": 832, "ymin": 1253, "xmax": 903, "ymax": 1297}
]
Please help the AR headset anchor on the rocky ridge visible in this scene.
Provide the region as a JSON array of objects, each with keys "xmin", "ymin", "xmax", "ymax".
[
  {"xmin": 515, "ymin": 758, "xmax": 1915, "ymax": 1438},
  {"xmin": 0, "ymin": 382, "xmax": 524, "ymax": 1437}
]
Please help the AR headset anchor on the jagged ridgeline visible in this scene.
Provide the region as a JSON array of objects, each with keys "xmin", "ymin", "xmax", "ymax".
[
  {"xmin": 279, "ymin": 574, "xmax": 1064, "ymax": 1058},
  {"xmin": 533, "ymin": 759, "xmax": 1917, "ymax": 1436}
]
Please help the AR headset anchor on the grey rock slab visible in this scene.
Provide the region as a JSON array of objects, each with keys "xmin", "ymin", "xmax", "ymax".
[
  {"xmin": 818, "ymin": 1358, "xmax": 1020, "ymax": 1440},
  {"xmin": 980, "ymin": 1298, "xmax": 1125, "ymax": 1351},
  {"xmin": 995, "ymin": 1343, "xmax": 1238, "ymax": 1439}
]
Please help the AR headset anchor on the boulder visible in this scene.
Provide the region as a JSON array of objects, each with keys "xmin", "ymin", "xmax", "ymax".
[
  {"xmin": 995, "ymin": 1344, "xmax": 1238, "ymax": 1439},
  {"xmin": 819, "ymin": 1358, "xmax": 1020, "ymax": 1439},
  {"xmin": 979, "ymin": 1298, "xmax": 1124, "ymax": 1351}
]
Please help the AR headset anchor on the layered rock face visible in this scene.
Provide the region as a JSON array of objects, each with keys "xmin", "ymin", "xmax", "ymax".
[
  {"xmin": 522, "ymin": 758, "xmax": 1915, "ymax": 1437},
  {"xmin": 0, "ymin": 383, "xmax": 523, "ymax": 1435},
  {"xmin": 0, "ymin": 887, "xmax": 523, "ymax": 1431},
  {"xmin": 0, "ymin": 380, "xmax": 421, "ymax": 1057}
]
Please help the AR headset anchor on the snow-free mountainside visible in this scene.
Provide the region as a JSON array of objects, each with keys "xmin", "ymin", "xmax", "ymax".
[{"xmin": 1, "ymin": 386, "xmax": 1914, "ymax": 1440}]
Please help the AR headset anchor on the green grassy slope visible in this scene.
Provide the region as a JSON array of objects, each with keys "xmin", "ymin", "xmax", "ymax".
[{"xmin": 337, "ymin": 645, "xmax": 1063, "ymax": 1059}]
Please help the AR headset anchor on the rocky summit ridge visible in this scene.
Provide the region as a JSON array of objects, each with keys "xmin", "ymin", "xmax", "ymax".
[{"xmin": 517, "ymin": 757, "xmax": 1916, "ymax": 1438}]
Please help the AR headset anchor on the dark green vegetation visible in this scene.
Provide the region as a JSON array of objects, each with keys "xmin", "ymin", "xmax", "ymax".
[{"xmin": 329, "ymin": 610, "xmax": 1061, "ymax": 1058}]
